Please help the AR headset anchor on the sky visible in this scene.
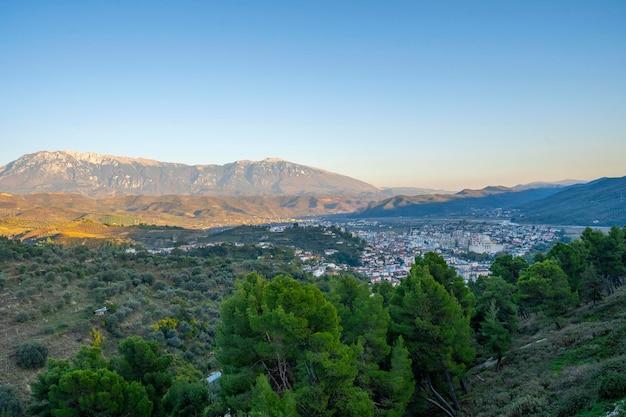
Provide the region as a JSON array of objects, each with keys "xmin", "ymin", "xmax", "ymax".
[{"xmin": 1, "ymin": 1, "xmax": 625, "ymax": 191}]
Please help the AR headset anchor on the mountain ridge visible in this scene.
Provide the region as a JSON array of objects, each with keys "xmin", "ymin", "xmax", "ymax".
[
  {"xmin": 0, "ymin": 151, "xmax": 382, "ymax": 197},
  {"xmin": 357, "ymin": 176, "xmax": 626, "ymax": 226}
]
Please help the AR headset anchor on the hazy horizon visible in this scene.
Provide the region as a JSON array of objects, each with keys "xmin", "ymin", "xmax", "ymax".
[{"xmin": 1, "ymin": 2, "xmax": 625, "ymax": 190}]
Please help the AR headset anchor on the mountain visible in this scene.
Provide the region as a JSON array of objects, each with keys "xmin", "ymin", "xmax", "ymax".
[
  {"xmin": 0, "ymin": 151, "xmax": 381, "ymax": 197},
  {"xmin": 511, "ymin": 179, "xmax": 584, "ymax": 191},
  {"xmin": 514, "ymin": 176, "xmax": 626, "ymax": 226},
  {"xmin": 356, "ymin": 177, "xmax": 626, "ymax": 227},
  {"xmin": 356, "ymin": 185, "xmax": 567, "ymax": 218},
  {"xmin": 378, "ymin": 186, "xmax": 455, "ymax": 197},
  {"xmin": 0, "ymin": 192, "xmax": 375, "ymax": 232}
]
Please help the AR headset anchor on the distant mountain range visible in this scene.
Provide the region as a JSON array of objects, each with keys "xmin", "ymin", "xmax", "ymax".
[
  {"xmin": 356, "ymin": 177, "xmax": 626, "ymax": 227},
  {"xmin": 515, "ymin": 177, "xmax": 626, "ymax": 226},
  {"xmin": 0, "ymin": 151, "xmax": 384, "ymax": 197},
  {"xmin": 0, "ymin": 151, "xmax": 623, "ymax": 228},
  {"xmin": 0, "ymin": 151, "xmax": 446, "ymax": 198}
]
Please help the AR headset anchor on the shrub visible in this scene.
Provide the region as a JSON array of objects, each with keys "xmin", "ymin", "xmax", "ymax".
[
  {"xmin": 556, "ymin": 391, "xmax": 594, "ymax": 417},
  {"xmin": 42, "ymin": 325, "xmax": 55, "ymax": 335},
  {"xmin": 599, "ymin": 371, "xmax": 626, "ymax": 400},
  {"xmin": 153, "ymin": 280, "xmax": 167, "ymax": 291},
  {"xmin": 39, "ymin": 301, "xmax": 53, "ymax": 314},
  {"xmin": 15, "ymin": 312, "xmax": 29, "ymax": 323},
  {"xmin": 504, "ymin": 394, "xmax": 548, "ymax": 417},
  {"xmin": 16, "ymin": 340, "xmax": 48, "ymax": 369},
  {"xmin": 0, "ymin": 384, "xmax": 25, "ymax": 417},
  {"xmin": 167, "ymin": 336, "xmax": 183, "ymax": 348}
]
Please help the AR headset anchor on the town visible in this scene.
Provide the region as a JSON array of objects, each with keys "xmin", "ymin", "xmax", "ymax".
[{"xmin": 305, "ymin": 218, "xmax": 567, "ymax": 284}]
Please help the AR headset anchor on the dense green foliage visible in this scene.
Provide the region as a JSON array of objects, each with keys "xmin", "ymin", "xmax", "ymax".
[
  {"xmin": 0, "ymin": 385, "xmax": 25, "ymax": 417},
  {"xmin": 216, "ymin": 273, "xmax": 372, "ymax": 416},
  {"xmin": 203, "ymin": 224, "xmax": 366, "ymax": 266},
  {"xmin": 2, "ymin": 223, "xmax": 626, "ymax": 416},
  {"xmin": 29, "ymin": 341, "xmax": 206, "ymax": 417},
  {"xmin": 16, "ymin": 341, "xmax": 48, "ymax": 370}
]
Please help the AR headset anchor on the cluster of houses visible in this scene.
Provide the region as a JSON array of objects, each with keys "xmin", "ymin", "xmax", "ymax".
[{"xmin": 349, "ymin": 220, "xmax": 562, "ymax": 284}]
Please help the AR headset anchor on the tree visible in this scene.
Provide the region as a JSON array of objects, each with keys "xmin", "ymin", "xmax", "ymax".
[
  {"xmin": 327, "ymin": 275, "xmax": 413, "ymax": 417},
  {"xmin": 470, "ymin": 275, "xmax": 518, "ymax": 369},
  {"xmin": 581, "ymin": 226, "xmax": 625, "ymax": 295},
  {"xmin": 30, "ymin": 347, "xmax": 152, "ymax": 417},
  {"xmin": 579, "ymin": 264, "xmax": 604, "ymax": 305},
  {"xmin": 248, "ymin": 375, "xmax": 299, "ymax": 417},
  {"xmin": 388, "ymin": 265, "xmax": 474, "ymax": 415},
  {"xmin": 0, "ymin": 385, "xmax": 25, "ymax": 417},
  {"xmin": 328, "ymin": 275, "xmax": 390, "ymax": 365},
  {"xmin": 548, "ymin": 242, "xmax": 584, "ymax": 293},
  {"xmin": 516, "ymin": 260, "xmax": 578, "ymax": 328},
  {"xmin": 217, "ymin": 273, "xmax": 372, "ymax": 417},
  {"xmin": 47, "ymin": 368, "xmax": 152, "ymax": 417},
  {"xmin": 113, "ymin": 336, "xmax": 173, "ymax": 410},
  {"xmin": 489, "ymin": 254, "xmax": 528, "ymax": 286},
  {"xmin": 30, "ymin": 357, "xmax": 73, "ymax": 417},
  {"xmin": 16, "ymin": 340, "xmax": 48, "ymax": 369},
  {"xmin": 160, "ymin": 379, "xmax": 209, "ymax": 417},
  {"xmin": 414, "ymin": 252, "xmax": 476, "ymax": 318},
  {"xmin": 372, "ymin": 279, "xmax": 394, "ymax": 309},
  {"xmin": 479, "ymin": 299, "xmax": 511, "ymax": 370},
  {"xmin": 382, "ymin": 337, "xmax": 415, "ymax": 417}
]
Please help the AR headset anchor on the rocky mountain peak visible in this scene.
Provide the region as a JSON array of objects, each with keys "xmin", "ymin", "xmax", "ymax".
[{"xmin": 0, "ymin": 150, "xmax": 380, "ymax": 197}]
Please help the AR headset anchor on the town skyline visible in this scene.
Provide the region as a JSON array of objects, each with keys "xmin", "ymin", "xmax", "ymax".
[{"xmin": 2, "ymin": 1, "xmax": 625, "ymax": 190}]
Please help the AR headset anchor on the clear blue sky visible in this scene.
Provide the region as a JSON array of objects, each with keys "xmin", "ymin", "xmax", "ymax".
[{"xmin": 1, "ymin": 1, "xmax": 625, "ymax": 190}]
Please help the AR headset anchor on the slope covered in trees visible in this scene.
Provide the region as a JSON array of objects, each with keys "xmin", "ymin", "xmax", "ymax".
[{"xmin": 2, "ymin": 225, "xmax": 626, "ymax": 416}]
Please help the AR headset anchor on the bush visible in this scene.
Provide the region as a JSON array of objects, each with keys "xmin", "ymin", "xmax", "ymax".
[
  {"xmin": 504, "ymin": 394, "xmax": 548, "ymax": 417},
  {"xmin": 16, "ymin": 340, "xmax": 48, "ymax": 369},
  {"xmin": 42, "ymin": 325, "xmax": 55, "ymax": 335},
  {"xmin": 167, "ymin": 336, "xmax": 184, "ymax": 348},
  {"xmin": 556, "ymin": 391, "xmax": 594, "ymax": 417},
  {"xmin": 0, "ymin": 384, "xmax": 25, "ymax": 416},
  {"xmin": 599, "ymin": 371, "xmax": 626, "ymax": 400},
  {"xmin": 15, "ymin": 312, "xmax": 29, "ymax": 323}
]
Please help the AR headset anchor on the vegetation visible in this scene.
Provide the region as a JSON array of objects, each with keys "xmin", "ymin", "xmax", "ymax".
[
  {"xmin": 1, "ymin": 223, "xmax": 626, "ymax": 416},
  {"xmin": 202, "ymin": 224, "xmax": 366, "ymax": 266},
  {"xmin": 16, "ymin": 341, "xmax": 48, "ymax": 370},
  {"xmin": 0, "ymin": 385, "xmax": 25, "ymax": 417}
]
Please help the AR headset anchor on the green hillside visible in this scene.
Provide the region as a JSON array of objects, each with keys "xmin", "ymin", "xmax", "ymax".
[{"xmin": 1, "ymin": 225, "xmax": 626, "ymax": 416}]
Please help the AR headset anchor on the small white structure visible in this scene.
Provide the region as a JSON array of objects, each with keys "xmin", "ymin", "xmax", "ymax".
[
  {"xmin": 94, "ymin": 307, "xmax": 108, "ymax": 315},
  {"xmin": 207, "ymin": 371, "xmax": 222, "ymax": 384}
]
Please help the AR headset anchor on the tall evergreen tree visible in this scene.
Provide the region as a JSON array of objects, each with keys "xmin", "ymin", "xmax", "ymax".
[
  {"xmin": 579, "ymin": 264, "xmax": 604, "ymax": 305},
  {"xmin": 479, "ymin": 299, "xmax": 511, "ymax": 371},
  {"xmin": 489, "ymin": 254, "xmax": 528, "ymax": 286},
  {"xmin": 516, "ymin": 259, "xmax": 578, "ymax": 328},
  {"xmin": 548, "ymin": 242, "xmax": 584, "ymax": 293},
  {"xmin": 414, "ymin": 252, "xmax": 476, "ymax": 318},
  {"xmin": 471, "ymin": 275, "xmax": 518, "ymax": 369},
  {"xmin": 327, "ymin": 274, "xmax": 413, "ymax": 417},
  {"xmin": 216, "ymin": 273, "xmax": 373, "ymax": 417},
  {"xmin": 388, "ymin": 265, "xmax": 474, "ymax": 415},
  {"xmin": 581, "ymin": 226, "xmax": 625, "ymax": 294},
  {"xmin": 113, "ymin": 336, "xmax": 173, "ymax": 413}
]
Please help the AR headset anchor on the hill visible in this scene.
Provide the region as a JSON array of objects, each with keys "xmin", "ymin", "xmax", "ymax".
[
  {"xmin": 0, "ymin": 225, "xmax": 366, "ymax": 404},
  {"xmin": 3, "ymin": 234, "xmax": 626, "ymax": 416},
  {"xmin": 357, "ymin": 186, "xmax": 566, "ymax": 218},
  {"xmin": 0, "ymin": 151, "xmax": 381, "ymax": 197},
  {"xmin": 464, "ymin": 284, "xmax": 626, "ymax": 416},
  {"xmin": 0, "ymin": 192, "xmax": 375, "ymax": 243},
  {"xmin": 356, "ymin": 177, "xmax": 626, "ymax": 227},
  {"xmin": 514, "ymin": 176, "xmax": 626, "ymax": 226}
]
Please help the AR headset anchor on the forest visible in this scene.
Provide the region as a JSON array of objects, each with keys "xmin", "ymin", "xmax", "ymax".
[{"xmin": 0, "ymin": 225, "xmax": 626, "ymax": 416}]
